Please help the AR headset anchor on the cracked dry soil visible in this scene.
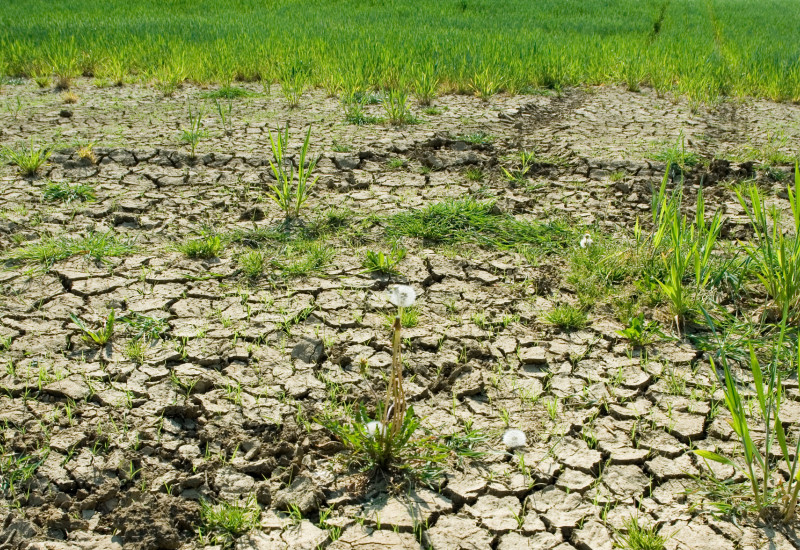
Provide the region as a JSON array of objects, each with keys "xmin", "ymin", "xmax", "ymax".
[{"xmin": 1, "ymin": 80, "xmax": 800, "ymax": 550}]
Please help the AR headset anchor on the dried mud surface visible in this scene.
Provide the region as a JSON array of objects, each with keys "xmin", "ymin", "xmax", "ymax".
[{"xmin": 1, "ymin": 80, "xmax": 800, "ymax": 550}]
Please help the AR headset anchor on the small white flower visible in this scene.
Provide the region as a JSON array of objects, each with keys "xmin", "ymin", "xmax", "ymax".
[
  {"xmin": 579, "ymin": 232, "xmax": 593, "ymax": 248},
  {"xmin": 365, "ymin": 421, "xmax": 386, "ymax": 438},
  {"xmin": 502, "ymin": 429, "xmax": 527, "ymax": 449},
  {"xmin": 387, "ymin": 285, "xmax": 417, "ymax": 308}
]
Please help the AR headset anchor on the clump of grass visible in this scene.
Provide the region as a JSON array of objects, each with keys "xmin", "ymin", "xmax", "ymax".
[
  {"xmin": 544, "ymin": 304, "xmax": 587, "ymax": 331},
  {"xmin": 614, "ymin": 516, "xmax": 666, "ymax": 550},
  {"xmin": 43, "ymin": 181, "xmax": 96, "ymax": 203},
  {"xmin": 386, "ymin": 198, "xmax": 572, "ymax": 253},
  {"xmin": 277, "ymin": 241, "xmax": 334, "ymax": 277},
  {"xmin": 5, "ymin": 231, "xmax": 135, "ymax": 268},
  {"xmin": 239, "ymin": 250, "xmax": 265, "ymax": 278},
  {"xmin": 69, "ymin": 310, "xmax": 116, "ymax": 346},
  {"xmin": 180, "ymin": 106, "xmax": 206, "ymax": 158},
  {"xmin": 363, "ymin": 245, "xmax": 406, "ymax": 275},
  {"xmin": 1, "ymin": 139, "xmax": 52, "ymax": 176},
  {"xmin": 455, "ymin": 131, "xmax": 494, "ymax": 145},
  {"xmin": 465, "ymin": 167, "xmax": 484, "ymax": 181},
  {"xmin": 201, "ymin": 86, "xmax": 254, "ymax": 99},
  {"xmin": 198, "ymin": 496, "xmax": 260, "ymax": 547},
  {"xmin": 266, "ymin": 125, "xmax": 320, "ymax": 219},
  {"xmin": 177, "ymin": 235, "xmax": 223, "ymax": 259},
  {"xmin": 383, "ymin": 89, "xmax": 417, "ymax": 125},
  {"xmin": 279, "ymin": 62, "xmax": 310, "ymax": 108},
  {"xmin": 650, "ymin": 132, "xmax": 699, "ymax": 170}
]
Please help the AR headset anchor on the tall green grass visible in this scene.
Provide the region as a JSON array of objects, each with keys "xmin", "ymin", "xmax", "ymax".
[{"xmin": 1, "ymin": 0, "xmax": 799, "ymax": 100}]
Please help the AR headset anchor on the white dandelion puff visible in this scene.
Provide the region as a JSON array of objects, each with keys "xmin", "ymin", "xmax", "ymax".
[
  {"xmin": 365, "ymin": 421, "xmax": 386, "ymax": 439},
  {"xmin": 387, "ymin": 285, "xmax": 417, "ymax": 308},
  {"xmin": 502, "ymin": 429, "xmax": 527, "ymax": 449},
  {"xmin": 579, "ymin": 232, "xmax": 593, "ymax": 248}
]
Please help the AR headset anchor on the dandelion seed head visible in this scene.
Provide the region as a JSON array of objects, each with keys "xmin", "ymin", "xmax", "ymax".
[
  {"xmin": 365, "ymin": 421, "xmax": 386, "ymax": 438},
  {"xmin": 502, "ymin": 428, "xmax": 527, "ymax": 449},
  {"xmin": 579, "ymin": 233, "xmax": 593, "ymax": 248},
  {"xmin": 387, "ymin": 285, "xmax": 417, "ymax": 308}
]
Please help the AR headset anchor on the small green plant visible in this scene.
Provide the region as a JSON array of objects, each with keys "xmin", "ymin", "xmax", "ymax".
[
  {"xmin": 695, "ymin": 317, "xmax": 800, "ymax": 523},
  {"xmin": 735, "ymin": 164, "xmax": 800, "ymax": 321},
  {"xmin": 383, "ymin": 89, "xmax": 416, "ymax": 125},
  {"xmin": 69, "ymin": 310, "xmax": 116, "ymax": 346},
  {"xmin": 177, "ymin": 235, "xmax": 223, "ymax": 259},
  {"xmin": 501, "ymin": 150, "xmax": 536, "ymax": 183},
  {"xmin": 215, "ymin": 98, "xmax": 234, "ymax": 136},
  {"xmin": 266, "ymin": 125, "xmax": 320, "ymax": 219},
  {"xmin": 455, "ymin": 131, "xmax": 493, "ymax": 145},
  {"xmin": 1, "ymin": 139, "xmax": 52, "ymax": 176},
  {"xmin": 120, "ymin": 312, "xmax": 169, "ymax": 340},
  {"xmin": 239, "ymin": 250, "xmax": 265, "ymax": 278},
  {"xmin": 465, "ymin": 167, "xmax": 484, "ymax": 181},
  {"xmin": 198, "ymin": 495, "xmax": 260, "ymax": 547},
  {"xmin": 650, "ymin": 132, "xmax": 699, "ymax": 170},
  {"xmin": 180, "ymin": 106, "xmax": 206, "ymax": 158},
  {"xmin": 616, "ymin": 313, "xmax": 663, "ymax": 348},
  {"xmin": 649, "ymin": 167, "xmax": 723, "ymax": 333},
  {"xmin": 545, "ymin": 304, "xmax": 587, "ymax": 331},
  {"xmin": 202, "ymin": 86, "xmax": 253, "ymax": 100},
  {"xmin": 43, "ymin": 181, "xmax": 96, "ymax": 203},
  {"xmin": 362, "ymin": 245, "xmax": 406, "ymax": 275},
  {"xmin": 614, "ymin": 516, "xmax": 666, "ymax": 550}
]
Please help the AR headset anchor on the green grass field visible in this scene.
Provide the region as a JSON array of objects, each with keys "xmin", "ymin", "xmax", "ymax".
[{"xmin": 1, "ymin": 0, "xmax": 800, "ymax": 101}]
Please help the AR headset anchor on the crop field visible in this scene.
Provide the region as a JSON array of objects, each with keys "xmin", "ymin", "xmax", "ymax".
[
  {"xmin": 2, "ymin": 2, "xmax": 800, "ymax": 550},
  {"xmin": 2, "ymin": 0, "xmax": 800, "ymax": 102}
]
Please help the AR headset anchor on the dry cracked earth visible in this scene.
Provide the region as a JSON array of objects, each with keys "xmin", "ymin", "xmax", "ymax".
[{"xmin": 1, "ymin": 79, "xmax": 800, "ymax": 550}]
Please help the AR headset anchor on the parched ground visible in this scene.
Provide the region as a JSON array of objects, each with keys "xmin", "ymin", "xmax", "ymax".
[{"xmin": 1, "ymin": 79, "xmax": 800, "ymax": 550}]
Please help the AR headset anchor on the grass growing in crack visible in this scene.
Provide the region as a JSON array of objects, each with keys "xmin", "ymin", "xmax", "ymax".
[
  {"xmin": 277, "ymin": 241, "xmax": 334, "ymax": 278},
  {"xmin": 362, "ymin": 245, "xmax": 406, "ymax": 275},
  {"xmin": 180, "ymin": 106, "xmax": 206, "ymax": 158},
  {"xmin": 69, "ymin": 310, "xmax": 116, "ymax": 346},
  {"xmin": 0, "ymin": 447, "xmax": 48, "ymax": 498},
  {"xmin": 120, "ymin": 312, "xmax": 169, "ymax": 340},
  {"xmin": 386, "ymin": 198, "xmax": 573, "ymax": 253},
  {"xmin": 616, "ymin": 313, "xmax": 664, "ymax": 349},
  {"xmin": 614, "ymin": 516, "xmax": 666, "ymax": 550},
  {"xmin": 383, "ymin": 89, "xmax": 417, "ymax": 125},
  {"xmin": 695, "ymin": 314, "xmax": 800, "ymax": 522},
  {"xmin": 455, "ymin": 131, "xmax": 494, "ymax": 145},
  {"xmin": 238, "ymin": 250, "xmax": 266, "ymax": 278},
  {"xmin": 43, "ymin": 181, "xmax": 96, "ymax": 203},
  {"xmin": 266, "ymin": 125, "xmax": 320, "ymax": 219},
  {"xmin": 650, "ymin": 132, "xmax": 699, "ymax": 170},
  {"xmin": 4, "ymin": 231, "xmax": 135, "ymax": 268},
  {"xmin": 177, "ymin": 235, "xmax": 223, "ymax": 259},
  {"xmin": 1, "ymin": 139, "xmax": 52, "ymax": 176},
  {"xmin": 382, "ymin": 306, "xmax": 419, "ymax": 329},
  {"xmin": 545, "ymin": 304, "xmax": 587, "ymax": 331},
  {"xmin": 735, "ymin": 164, "xmax": 800, "ymax": 321},
  {"xmin": 198, "ymin": 496, "xmax": 260, "ymax": 547}
]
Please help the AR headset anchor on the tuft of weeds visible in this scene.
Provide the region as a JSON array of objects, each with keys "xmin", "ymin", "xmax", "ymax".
[
  {"xmin": 544, "ymin": 304, "xmax": 588, "ymax": 332},
  {"xmin": 238, "ymin": 250, "xmax": 266, "ymax": 278},
  {"xmin": 5, "ymin": 231, "xmax": 135, "ymax": 268},
  {"xmin": 120, "ymin": 312, "xmax": 169, "ymax": 341},
  {"xmin": 277, "ymin": 241, "xmax": 334, "ymax": 277},
  {"xmin": 180, "ymin": 106, "xmax": 206, "ymax": 158},
  {"xmin": 362, "ymin": 245, "xmax": 406, "ymax": 275},
  {"xmin": 465, "ymin": 167, "xmax": 484, "ymax": 181},
  {"xmin": 266, "ymin": 125, "xmax": 320, "ymax": 219},
  {"xmin": 279, "ymin": 62, "xmax": 310, "ymax": 108},
  {"xmin": 614, "ymin": 516, "xmax": 666, "ymax": 550},
  {"xmin": 69, "ymin": 310, "xmax": 116, "ymax": 346},
  {"xmin": 1, "ymin": 139, "xmax": 52, "ymax": 177},
  {"xmin": 176, "ymin": 234, "xmax": 224, "ymax": 259},
  {"xmin": 455, "ymin": 131, "xmax": 494, "ymax": 145},
  {"xmin": 201, "ymin": 86, "xmax": 254, "ymax": 99},
  {"xmin": 650, "ymin": 131, "xmax": 699, "ymax": 171},
  {"xmin": 198, "ymin": 495, "xmax": 260, "ymax": 547},
  {"xmin": 43, "ymin": 181, "xmax": 96, "ymax": 203},
  {"xmin": 383, "ymin": 89, "xmax": 417, "ymax": 125},
  {"xmin": 386, "ymin": 197, "xmax": 573, "ymax": 253}
]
